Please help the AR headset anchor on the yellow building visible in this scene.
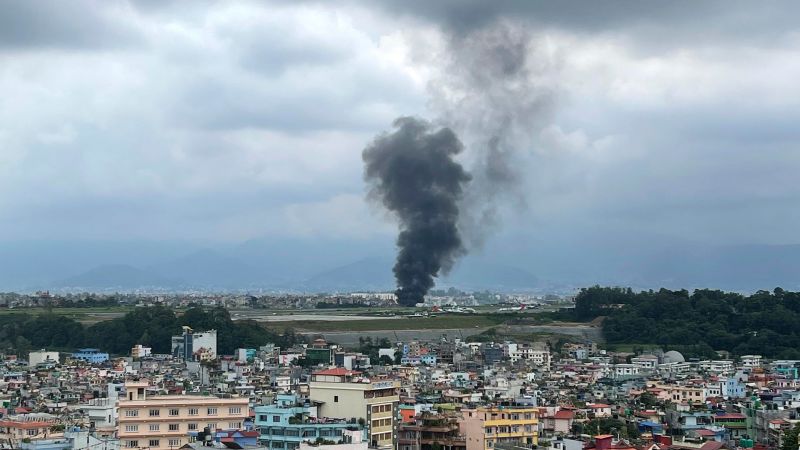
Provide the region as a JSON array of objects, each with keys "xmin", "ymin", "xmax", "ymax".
[
  {"xmin": 459, "ymin": 407, "xmax": 538, "ymax": 450},
  {"xmin": 118, "ymin": 381, "xmax": 249, "ymax": 450},
  {"xmin": 309, "ymin": 368, "xmax": 400, "ymax": 449}
]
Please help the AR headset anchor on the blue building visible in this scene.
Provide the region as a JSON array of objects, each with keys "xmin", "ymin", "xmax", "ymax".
[
  {"xmin": 72, "ymin": 348, "xmax": 109, "ymax": 364},
  {"xmin": 721, "ymin": 376, "xmax": 746, "ymax": 399},
  {"xmin": 637, "ymin": 420, "xmax": 664, "ymax": 434},
  {"xmin": 254, "ymin": 394, "xmax": 363, "ymax": 450}
]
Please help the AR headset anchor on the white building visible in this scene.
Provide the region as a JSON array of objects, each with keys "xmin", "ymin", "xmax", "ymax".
[
  {"xmin": 171, "ymin": 327, "xmax": 218, "ymax": 361},
  {"xmin": 29, "ymin": 350, "xmax": 59, "ymax": 367},
  {"xmin": 700, "ymin": 360, "xmax": 734, "ymax": 374},
  {"xmin": 631, "ymin": 355, "xmax": 659, "ymax": 371},
  {"xmin": 740, "ymin": 355, "xmax": 762, "ymax": 368},
  {"xmin": 131, "ymin": 344, "xmax": 152, "ymax": 359},
  {"xmin": 614, "ymin": 364, "xmax": 639, "ymax": 377}
]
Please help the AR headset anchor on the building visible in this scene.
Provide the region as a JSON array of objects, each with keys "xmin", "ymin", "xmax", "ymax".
[
  {"xmin": 213, "ymin": 429, "xmax": 260, "ymax": 447},
  {"xmin": 309, "ymin": 368, "xmax": 400, "ymax": 449},
  {"xmin": 28, "ymin": 350, "xmax": 59, "ymax": 367},
  {"xmin": 631, "ymin": 355, "xmax": 659, "ymax": 372},
  {"xmin": 72, "ymin": 349, "xmax": 110, "ymax": 364},
  {"xmin": 254, "ymin": 394, "xmax": 362, "ymax": 449},
  {"xmin": 131, "ymin": 345, "xmax": 152, "ymax": 359},
  {"xmin": 740, "ymin": 355, "xmax": 762, "ymax": 369},
  {"xmin": 398, "ymin": 411, "xmax": 466, "ymax": 450},
  {"xmin": 118, "ymin": 381, "xmax": 249, "ymax": 450},
  {"xmin": 171, "ymin": 327, "xmax": 218, "ymax": 361},
  {"xmin": 459, "ymin": 406, "xmax": 538, "ymax": 450},
  {"xmin": 0, "ymin": 420, "xmax": 53, "ymax": 440},
  {"xmin": 79, "ymin": 397, "xmax": 119, "ymax": 436},
  {"xmin": 541, "ymin": 410, "xmax": 574, "ymax": 436}
]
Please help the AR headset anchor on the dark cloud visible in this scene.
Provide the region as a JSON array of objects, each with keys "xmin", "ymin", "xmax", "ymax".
[
  {"xmin": 0, "ymin": 0, "xmax": 142, "ymax": 50},
  {"xmin": 372, "ymin": 0, "xmax": 800, "ymax": 40}
]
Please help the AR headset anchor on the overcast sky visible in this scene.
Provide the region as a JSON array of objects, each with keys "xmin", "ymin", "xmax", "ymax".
[{"xmin": 3, "ymin": 0, "xmax": 800, "ymax": 249}]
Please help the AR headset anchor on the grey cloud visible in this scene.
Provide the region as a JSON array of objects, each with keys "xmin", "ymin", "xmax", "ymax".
[
  {"xmin": 0, "ymin": 0, "xmax": 142, "ymax": 50},
  {"xmin": 371, "ymin": 0, "xmax": 800, "ymax": 39}
]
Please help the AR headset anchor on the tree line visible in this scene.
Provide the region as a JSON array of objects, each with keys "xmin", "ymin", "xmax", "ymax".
[
  {"xmin": 571, "ymin": 286, "xmax": 800, "ymax": 359},
  {"xmin": 0, "ymin": 306, "xmax": 301, "ymax": 357}
]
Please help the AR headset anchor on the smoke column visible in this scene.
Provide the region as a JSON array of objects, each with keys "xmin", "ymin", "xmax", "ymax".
[
  {"xmin": 364, "ymin": 20, "xmax": 555, "ymax": 304},
  {"xmin": 430, "ymin": 21, "xmax": 556, "ymax": 247},
  {"xmin": 362, "ymin": 117, "xmax": 471, "ymax": 306}
]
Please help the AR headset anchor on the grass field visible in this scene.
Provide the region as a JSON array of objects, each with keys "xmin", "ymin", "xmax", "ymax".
[
  {"xmin": 262, "ymin": 313, "xmax": 534, "ymax": 332},
  {"xmin": 0, "ymin": 306, "xmax": 134, "ymax": 324}
]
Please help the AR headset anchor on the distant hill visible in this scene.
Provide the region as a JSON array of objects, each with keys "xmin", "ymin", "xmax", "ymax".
[
  {"xmin": 6, "ymin": 234, "xmax": 800, "ymax": 292},
  {"xmin": 303, "ymin": 257, "xmax": 541, "ymax": 292},
  {"xmin": 441, "ymin": 259, "xmax": 540, "ymax": 290},
  {"xmin": 54, "ymin": 264, "xmax": 177, "ymax": 290},
  {"xmin": 148, "ymin": 249, "xmax": 268, "ymax": 288},
  {"xmin": 304, "ymin": 257, "xmax": 395, "ymax": 292}
]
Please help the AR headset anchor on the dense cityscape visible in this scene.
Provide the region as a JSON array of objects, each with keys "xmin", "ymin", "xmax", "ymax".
[
  {"xmin": 4, "ymin": 2, "xmax": 800, "ymax": 450},
  {"xmin": 0, "ymin": 288, "xmax": 798, "ymax": 450}
]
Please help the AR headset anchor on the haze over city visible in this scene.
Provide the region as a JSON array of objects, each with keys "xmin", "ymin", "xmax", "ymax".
[{"xmin": 3, "ymin": 1, "xmax": 800, "ymax": 292}]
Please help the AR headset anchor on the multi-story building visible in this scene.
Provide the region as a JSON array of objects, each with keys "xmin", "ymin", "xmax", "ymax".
[
  {"xmin": 72, "ymin": 348, "xmax": 110, "ymax": 364},
  {"xmin": 459, "ymin": 406, "xmax": 538, "ymax": 450},
  {"xmin": 254, "ymin": 394, "xmax": 362, "ymax": 449},
  {"xmin": 398, "ymin": 411, "xmax": 466, "ymax": 450},
  {"xmin": 28, "ymin": 350, "xmax": 59, "ymax": 367},
  {"xmin": 631, "ymin": 355, "xmax": 659, "ymax": 372},
  {"xmin": 309, "ymin": 368, "xmax": 400, "ymax": 449},
  {"xmin": 700, "ymin": 360, "xmax": 734, "ymax": 375},
  {"xmin": 131, "ymin": 345, "xmax": 152, "ymax": 359},
  {"xmin": 118, "ymin": 381, "xmax": 248, "ymax": 450},
  {"xmin": 171, "ymin": 327, "xmax": 218, "ymax": 361},
  {"xmin": 741, "ymin": 355, "xmax": 762, "ymax": 369},
  {"xmin": 79, "ymin": 397, "xmax": 119, "ymax": 437},
  {"xmin": 711, "ymin": 413, "xmax": 749, "ymax": 440}
]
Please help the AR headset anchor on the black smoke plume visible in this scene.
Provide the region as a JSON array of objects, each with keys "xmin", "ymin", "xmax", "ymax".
[{"xmin": 363, "ymin": 117, "xmax": 470, "ymax": 306}]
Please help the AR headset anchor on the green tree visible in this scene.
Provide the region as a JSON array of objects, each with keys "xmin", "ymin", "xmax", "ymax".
[{"xmin": 782, "ymin": 423, "xmax": 800, "ymax": 450}]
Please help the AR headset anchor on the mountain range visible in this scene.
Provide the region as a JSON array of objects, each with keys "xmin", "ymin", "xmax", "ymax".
[{"xmin": 3, "ymin": 233, "xmax": 800, "ymax": 293}]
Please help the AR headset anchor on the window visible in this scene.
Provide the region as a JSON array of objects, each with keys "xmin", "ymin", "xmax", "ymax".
[
  {"xmin": 125, "ymin": 425, "xmax": 139, "ymax": 432},
  {"xmin": 188, "ymin": 423, "xmax": 198, "ymax": 431},
  {"xmin": 127, "ymin": 441, "xmax": 138, "ymax": 448},
  {"xmin": 169, "ymin": 424, "xmax": 179, "ymax": 431},
  {"xmin": 169, "ymin": 440, "xmax": 180, "ymax": 447},
  {"xmin": 258, "ymin": 415, "xmax": 268, "ymax": 422},
  {"xmin": 125, "ymin": 410, "xmax": 139, "ymax": 417},
  {"xmin": 334, "ymin": 396, "xmax": 339, "ymax": 403},
  {"xmin": 149, "ymin": 424, "xmax": 160, "ymax": 431},
  {"xmin": 149, "ymin": 440, "xmax": 159, "ymax": 448},
  {"xmin": 207, "ymin": 407, "xmax": 218, "ymax": 416},
  {"xmin": 229, "ymin": 407, "xmax": 242, "ymax": 415},
  {"xmin": 207, "ymin": 423, "xmax": 217, "ymax": 430},
  {"xmin": 149, "ymin": 409, "xmax": 160, "ymax": 417},
  {"xmin": 273, "ymin": 416, "xmax": 280, "ymax": 423},
  {"xmin": 169, "ymin": 409, "xmax": 180, "ymax": 416},
  {"xmin": 188, "ymin": 408, "xmax": 199, "ymax": 416},
  {"xmin": 229, "ymin": 422, "xmax": 241, "ymax": 429}
]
